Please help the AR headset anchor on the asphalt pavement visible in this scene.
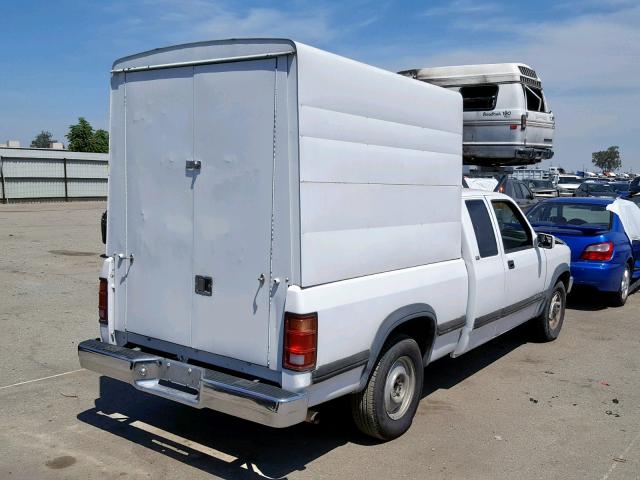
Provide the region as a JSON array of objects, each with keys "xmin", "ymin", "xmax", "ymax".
[{"xmin": 1, "ymin": 201, "xmax": 639, "ymax": 479}]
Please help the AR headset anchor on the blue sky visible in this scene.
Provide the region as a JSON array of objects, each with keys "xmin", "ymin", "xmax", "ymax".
[{"xmin": 1, "ymin": 0, "xmax": 638, "ymax": 171}]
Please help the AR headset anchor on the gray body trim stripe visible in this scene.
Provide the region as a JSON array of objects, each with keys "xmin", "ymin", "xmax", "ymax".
[
  {"xmin": 312, "ymin": 350, "xmax": 370, "ymax": 384},
  {"xmin": 473, "ymin": 293, "xmax": 544, "ymax": 330},
  {"xmin": 436, "ymin": 316, "xmax": 467, "ymax": 335}
]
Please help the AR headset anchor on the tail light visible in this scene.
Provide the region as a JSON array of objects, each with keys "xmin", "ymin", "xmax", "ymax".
[
  {"xmin": 580, "ymin": 241, "xmax": 614, "ymax": 261},
  {"xmin": 283, "ymin": 312, "xmax": 317, "ymax": 371},
  {"xmin": 98, "ymin": 278, "xmax": 108, "ymax": 325},
  {"xmin": 521, "ymin": 114, "xmax": 527, "ymax": 130},
  {"xmin": 510, "ymin": 124, "xmax": 518, "ymax": 130}
]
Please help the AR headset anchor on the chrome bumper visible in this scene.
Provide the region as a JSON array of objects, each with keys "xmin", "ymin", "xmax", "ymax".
[{"xmin": 78, "ymin": 339, "xmax": 308, "ymax": 428}]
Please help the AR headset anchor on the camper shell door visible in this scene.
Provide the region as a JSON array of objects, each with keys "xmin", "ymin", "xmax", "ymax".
[{"xmin": 108, "ymin": 41, "xmax": 297, "ymax": 369}]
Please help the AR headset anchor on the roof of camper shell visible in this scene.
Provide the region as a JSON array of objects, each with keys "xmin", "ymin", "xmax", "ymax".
[{"xmin": 399, "ymin": 63, "xmax": 541, "ymax": 88}]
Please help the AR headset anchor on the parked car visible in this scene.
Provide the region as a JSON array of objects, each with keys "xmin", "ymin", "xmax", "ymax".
[
  {"xmin": 495, "ymin": 176, "xmax": 538, "ymax": 210},
  {"xmin": 629, "ymin": 176, "xmax": 640, "ymax": 195},
  {"xmin": 573, "ymin": 182, "xmax": 618, "ymax": 198},
  {"xmin": 527, "ymin": 198, "xmax": 639, "ymax": 305},
  {"xmin": 78, "ymin": 38, "xmax": 572, "ymax": 441},
  {"xmin": 556, "ymin": 175, "xmax": 583, "ymax": 196},
  {"xmin": 525, "ymin": 179, "xmax": 558, "ymax": 198}
]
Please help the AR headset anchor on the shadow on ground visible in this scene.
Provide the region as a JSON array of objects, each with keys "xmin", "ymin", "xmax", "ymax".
[
  {"xmin": 566, "ymin": 285, "xmax": 638, "ymax": 312},
  {"xmin": 77, "ymin": 324, "xmax": 533, "ymax": 479}
]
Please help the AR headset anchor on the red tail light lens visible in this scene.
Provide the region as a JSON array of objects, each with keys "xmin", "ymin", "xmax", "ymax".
[
  {"xmin": 98, "ymin": 278, "xmax": 108, "ymax": 325},
  {"xmin": 580, "ymin": 241, "xmax": 614, "ymax": 261},
  {"xmin": 510, "ymin": 124, "xmax": 518, "ymax": 130},
  {"xmin": 283, "ymin": 312, "xmax": 317, "ymax": 372}
]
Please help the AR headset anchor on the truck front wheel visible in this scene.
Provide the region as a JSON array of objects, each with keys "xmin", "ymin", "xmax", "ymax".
[
  {"xmin": 533, "ymin": 281, "xmax": 566, "ymax": 341},
  {"xmin": 351, "ymin": 335, "xmax": 423, "ymax": 440}
]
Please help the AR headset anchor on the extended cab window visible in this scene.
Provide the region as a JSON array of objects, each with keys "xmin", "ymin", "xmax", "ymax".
[
  {"xmin": 460, "ymin": 85, "xmax": 498, "ymax": 111},
  {"xmin": 491, "ymin": 200, "xmax": 533, "ymax": 252},
  {"xmin": 465, "ymin": 200, "xmax": 499, "ymax": 258}
]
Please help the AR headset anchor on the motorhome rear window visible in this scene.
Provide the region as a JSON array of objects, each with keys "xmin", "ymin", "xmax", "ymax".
[
  {"xmin": 460, "ymin": 85, "xmax": 498, "ymax": 111},
  {"xmin": 524, "ymin": 85, "xmax": 547, "ymax": 112}
]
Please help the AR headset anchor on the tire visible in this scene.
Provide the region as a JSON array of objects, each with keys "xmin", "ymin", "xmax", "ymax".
[
  {"xmin": 610, "ymin": 264, "xmax": 631, "ymax": 307},
  {"xmin": 350, "ymin": 335, "xmax": 423, "ymax": 441},
  {"xmin": 533, "ymin": 281, "xmax": 566, "ymax": 342}
]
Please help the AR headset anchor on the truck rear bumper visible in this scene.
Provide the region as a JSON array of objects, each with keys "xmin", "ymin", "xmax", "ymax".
[
  {"xmin": 462, "ymin": 144, "xmax": 553, "ymax": 165},
  {"xmin": 78, "ymin": 339, "xmax": 308, "ymax": 428}
]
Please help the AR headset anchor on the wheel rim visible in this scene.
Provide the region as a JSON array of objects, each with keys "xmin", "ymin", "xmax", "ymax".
[
  {"xmin": 548, "ymin": 290, "xmax": 563, "ymax": 330},
  {"xmin": 383, "ymin": 356, "xmax": 416, "ymax": 420},
  {"xmin": 620, "ymin": 267, "xmax": 630, "ymax": 301}
]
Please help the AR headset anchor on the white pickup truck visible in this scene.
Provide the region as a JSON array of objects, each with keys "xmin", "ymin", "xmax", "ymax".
[{"xmin": 78, "ymin": 39, "xmax": 571, "ymax": 441}]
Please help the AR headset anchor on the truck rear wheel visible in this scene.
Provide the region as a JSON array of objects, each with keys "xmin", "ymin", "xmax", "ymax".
[
  {"xmin": 533, "ymin": 281, "xmax": 566, "ymax": 342},
  {"xmin": 351, "ymin": 335, "xmax": 423, "ymax": 440}
]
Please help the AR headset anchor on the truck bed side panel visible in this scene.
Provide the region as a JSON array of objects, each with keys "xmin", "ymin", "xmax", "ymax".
[
  {"xmin": 286, "ymin": 259, "xmax": 468, "ymax": 370},
  {"xmin": 295, "ymin": 43, "xmax": 463, "ymax": 287}
]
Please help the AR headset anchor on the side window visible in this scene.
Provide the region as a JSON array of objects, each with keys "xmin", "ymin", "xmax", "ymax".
[
  {"xmin": 523, "ymin": 85, "xmax": 547, "ymax": 112},
  {"xmin": 460, "ymin": 85, "xmax": 499, "ymax": 111},
  {"xmin": 491, "ymin": 200, "xmax": 533, "ymax": 252},
  {"xmin": 465, "ymin": 200, "xmax": 499, "ymax": 258}
]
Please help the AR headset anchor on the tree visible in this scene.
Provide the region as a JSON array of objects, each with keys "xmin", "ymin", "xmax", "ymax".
[
  {"xmin": 66, "ymin": 117, "xmax": 109, "ymax": 153},
  {"xmin": 30, "ymin": 130, "xmax": 56, "ymax": 148},
  {"xmin": 592, "ymin": 146, "xmax": 621, "ymax": 172},
  {"xmin": 92, "ymin": 129, "xmax": 109, "ymax": 153},
  {"xmin": 66, "ymin": 117, "xmax": 94, "ymax": 152}
]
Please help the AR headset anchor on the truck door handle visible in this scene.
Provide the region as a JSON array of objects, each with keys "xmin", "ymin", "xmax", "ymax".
[{"xmin": 508, "ymin": 260, "xmax": 515, "ymax": 269}]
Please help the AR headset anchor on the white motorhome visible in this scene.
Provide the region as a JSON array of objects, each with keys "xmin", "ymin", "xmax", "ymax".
[
  {"xmin": 78, "ymin": 39, "xmax": 570, "ymax": 440},
  {"xmin": 399, "ymin": 63, "xmax": 555, "ymax": 166}
]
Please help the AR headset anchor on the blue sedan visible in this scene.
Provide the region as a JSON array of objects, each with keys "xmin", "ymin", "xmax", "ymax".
[{"xmin": 527, "ymin": 197, "xmax": 640, "ymax": 306}]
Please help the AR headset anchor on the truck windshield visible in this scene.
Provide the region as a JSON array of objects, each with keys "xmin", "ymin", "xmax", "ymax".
[
  {"xmin": 587, "ymin": 184, "xmax": 615, "ymax": 194},
  {"xmin": 527, "ymin": 202, "xmax": 612, "ymax": 229},
  {"xmin": 611, "ymin": 182, "xmax": 630, "ymax": 193},
  {"xmin": 558, "ymin": 177, "xmax": 583, "ymax": 185},
  {"xmin": 529, "ymin": 180, "xmax": 553, "ymax": 189}
]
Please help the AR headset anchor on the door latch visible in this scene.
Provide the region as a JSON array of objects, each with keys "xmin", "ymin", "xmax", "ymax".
[
  {"xmin": 113, "ymin": 252, "xmax": 134, "ymax": 262},
  {"xmin": 185, "ymin": 160, "xmax": 202, "ymax": 171},
  {"xmin": 195, "ymin": 275, "xmax": 212, "ymax": 296},
  {"xmin": 508, "ymin": 259, "xmax": 515, "ymax": 270}
]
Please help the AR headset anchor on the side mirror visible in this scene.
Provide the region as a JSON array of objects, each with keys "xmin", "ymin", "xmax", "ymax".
[{"xmin": 537, "ymin": 232, "xmax": 555, "ymax": 249}]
